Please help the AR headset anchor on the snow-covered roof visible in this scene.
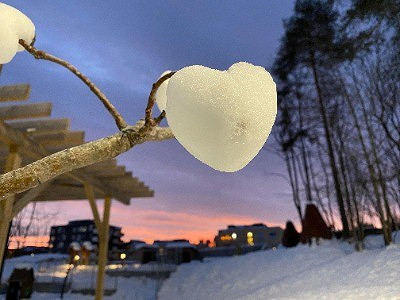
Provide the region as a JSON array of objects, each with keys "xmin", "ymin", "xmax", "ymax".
[
  {"xmin": 134, "ymin": 243, "xmax": 159, "ymax": 250},
  {"xmin": 82, "ymin": 241, "xmax": 93, "ymax": 250},
  {"xmin": 69, "ymin": 242, "xmax": 81, "ymax": 251},
  {"xmin": 14, "ymin": 263, "xmax": 34, "ymax": 270},
  {"xmin": 164, "ymin": 242, "xmax": 195, "ymax": 249}
]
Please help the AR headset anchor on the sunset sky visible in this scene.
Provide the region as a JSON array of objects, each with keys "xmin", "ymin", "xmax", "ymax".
[{"xmin": 2, "ymin": 0, "xmax": 298, "ymax": 245}]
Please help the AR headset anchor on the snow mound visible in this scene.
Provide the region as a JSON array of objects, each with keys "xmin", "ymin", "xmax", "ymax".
[
  {"xmin": 0, "ymin": 3, "xmax": 35, "ymax": 64},
  {"xmin": 159, "ymin": 236, "xmax": 400, "ymax": 300},
  {"xmin": 165, "ymin": 62, "xmax": 277, "ymax": 172}
]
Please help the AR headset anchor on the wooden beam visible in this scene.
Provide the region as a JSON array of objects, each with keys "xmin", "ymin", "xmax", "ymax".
[
  {"xmin": 6, "ymin": 118, "xmax": 70, "ymax": 135},
  {"xmin": 0, "ymin": 145, "xmax": 21, "ymax": 272},
  {"xmin": 84, "ymin": 183, "xmax": 103, "ymax": 240},
  {"xmin": 11, "ymin": 181, "xmax": 52, "ymax": 218},
  {"xmin": 31, "ymin": 131, "xmax": 84, "ymax": 146},
  {"xmin": 34, "ymin": 186, "xmax": 149, "ymax": 201},
  {"xmin": 0, "ymin": 84, "xmax": 30, "ymax": 102},
  {"xmin": 0, "ymin": 103, "xmax": 52, "ymax": 120},
  {"xmin": 95, "ymin": 196, "xmax": 111, "ymax": 300},
  {"xmin": 0, "ymin": 119, "xmax": 128, "ymax": 203}
]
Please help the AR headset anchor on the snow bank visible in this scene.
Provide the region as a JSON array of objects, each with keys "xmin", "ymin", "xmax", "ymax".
[
  {"xmin": 165, "ymin": 62, "xmax": 277, "ymax": 172},
  {"xmin": 0, "ymin": 3, "xmax": 35, "ymax": 63},
  {"xmin": 159, "ymin": 235, "xmax": 400, "ymax": 300}
]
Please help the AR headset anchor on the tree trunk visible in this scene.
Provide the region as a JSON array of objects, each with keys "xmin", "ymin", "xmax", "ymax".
[{"xmin": 310, "ymin": 56, "xmax": 350, "ymax": 237}]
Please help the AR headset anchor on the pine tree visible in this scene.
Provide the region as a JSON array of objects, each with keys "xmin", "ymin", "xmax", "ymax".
[{"xmin": 273, "ymin": 0, "xmax": 356, "ymax": 237}]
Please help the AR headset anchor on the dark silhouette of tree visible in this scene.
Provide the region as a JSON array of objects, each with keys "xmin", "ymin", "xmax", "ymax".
[
  {"xmin": 282, "ymin": 221, "xmax": 301, "ymax": 247},
  {"xmin": 273, "ymin": 0, "xmax": 356, "ymax": 238}
]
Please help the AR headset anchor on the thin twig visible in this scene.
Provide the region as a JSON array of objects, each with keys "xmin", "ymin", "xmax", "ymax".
[
  {"xmin": 19, "ymin": 39, "xmax": 128, "ymax": 131},
  {"xmin": 144, "ymin": 71, "xmax": 175, "ymax": 127}
]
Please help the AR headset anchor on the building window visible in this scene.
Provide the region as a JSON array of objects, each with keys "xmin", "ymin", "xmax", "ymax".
[
  {"xmin": 79, "ymin": 226, "xmax": 87, "ymax": 232},
  {"xmin": 269, "ymin": 232, "xmax": 276, "ymax": 237},
  {"xmin": 247, "ymin": 232, "xmax": 254, "ymax": 246},
  {"xmin": 220, "ymin": 234, "xmax": 232, "ymax": 241}
]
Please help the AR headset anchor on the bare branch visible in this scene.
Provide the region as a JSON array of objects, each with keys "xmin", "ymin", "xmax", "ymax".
[
  {"xmin": 18, "ymin": 39, "xmax": 128, "ymax": 131},
  {"xmin": 0, "ymin": 121, "xmax": 173, "ymax": 199},
  {"xmin": 144, "ymin": 71, "xmax": 175, "ymax": 127}
]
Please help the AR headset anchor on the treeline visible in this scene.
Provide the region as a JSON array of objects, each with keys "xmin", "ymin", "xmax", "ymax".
[{"xmin": 273, "ymin": 0, "xmax": 400, "ymax": 249}]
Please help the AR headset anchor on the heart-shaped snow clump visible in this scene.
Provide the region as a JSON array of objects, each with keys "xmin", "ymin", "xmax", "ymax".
[
  {"xmin": 164, "ymin": 62, "xmax": 277, "ymax": 172},
  {"xmin": 0, "ymin": 3, "xmax": 35, "ymax": 64}
]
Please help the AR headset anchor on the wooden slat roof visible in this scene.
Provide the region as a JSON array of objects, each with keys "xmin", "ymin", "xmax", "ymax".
[
  {"xmin": 0, "ymin": 83, "xmax": 153, "ymax": 206},
  {"xmin": 0, "ymin": 84, "xmax": 30, "ymax": 101}
]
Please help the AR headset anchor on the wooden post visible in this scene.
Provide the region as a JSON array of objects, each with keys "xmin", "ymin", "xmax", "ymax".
[
  {"xmin": 0, "ymin": 145, "xmax": 21, "ymax": 273},
  {"xmin": 84, "ymin": 183, "xmax": 103, "ymax": 240},
  {"xmin": 94, "ymin": 196, "xmax": 111, "ymax": 300}
]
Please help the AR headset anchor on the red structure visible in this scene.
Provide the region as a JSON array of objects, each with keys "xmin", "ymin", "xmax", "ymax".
[{"xmin": 300, "ymin": 204, "xmax": 332, "ymax": 244}]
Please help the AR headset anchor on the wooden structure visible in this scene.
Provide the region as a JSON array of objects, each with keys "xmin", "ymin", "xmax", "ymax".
[
  {"xmin": 300, "ymin": 204, "xmax": 332, "ymax": 244},
  {"xmin": 0, "ymin": 77, "xmax": 153, "ymax": 299}
]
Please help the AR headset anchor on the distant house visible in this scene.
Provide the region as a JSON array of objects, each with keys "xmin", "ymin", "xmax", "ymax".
[
  {"xmin": 49, "ymin": 219, "xmax": 123, "ymax": 258},
  {"xmin": 131, "ymin": 240, "xmax": 202, "ymax": 264},
  {"xmin": 214, "ymin": 223, "xmax": 283, "ymax": 248},
  {"xmin": 131, "ymin": 244, "xmax": 159, "ymax": 264}
]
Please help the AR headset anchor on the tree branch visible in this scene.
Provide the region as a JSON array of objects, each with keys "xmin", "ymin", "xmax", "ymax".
[
  {"xmin": 145, "ymin": 71, "xmax": 175, "ymax": 127},
  {"xmin": 18, "ymin": 39, "xmax": 128, "ymax": 131},
  {"xmin": 0, "ymin": 121, "xmax": 173, "ymax": 199}
]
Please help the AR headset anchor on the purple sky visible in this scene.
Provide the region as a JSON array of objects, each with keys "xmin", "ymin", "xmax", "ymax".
[{"xmin": 2, "ymin": 0, "xmax": 298, "ymax": 243}]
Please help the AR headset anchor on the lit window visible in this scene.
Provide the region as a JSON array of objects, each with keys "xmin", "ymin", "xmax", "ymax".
[
  {"xmin": 221, "ymin": 234, "xmax": 232, "ymax": 241},
  {"xmin": 247, "ymin": 232, "xmax": 254, "ymax": 246},
  {"xmin": 120, "ymin": 253, "xmax": 126, "ymax": 260},
  {"xmin": 231, "ymin": 233, "xmax": 237, "ymax": 240}
]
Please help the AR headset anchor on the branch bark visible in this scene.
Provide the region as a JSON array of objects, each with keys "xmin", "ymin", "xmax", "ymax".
[{"xmin": 0, "ymin": 121, "xmax": 173, "ymax": 199}]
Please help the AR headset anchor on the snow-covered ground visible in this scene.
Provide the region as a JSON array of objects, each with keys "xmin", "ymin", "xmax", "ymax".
[
  {"xmin": 2, "ymin": 234, "xmax": 400, "ymax": 299},
  {"xmin": 1, "ymin": 254, "xmax": 167, "ymax": 300},
  {"xmin": 159, "ymin": 234, "xmax": 400, "ymax": 300},
  {"xmin": 1, "ymin": 253, "xmax": 68, "ymax": 284}
]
